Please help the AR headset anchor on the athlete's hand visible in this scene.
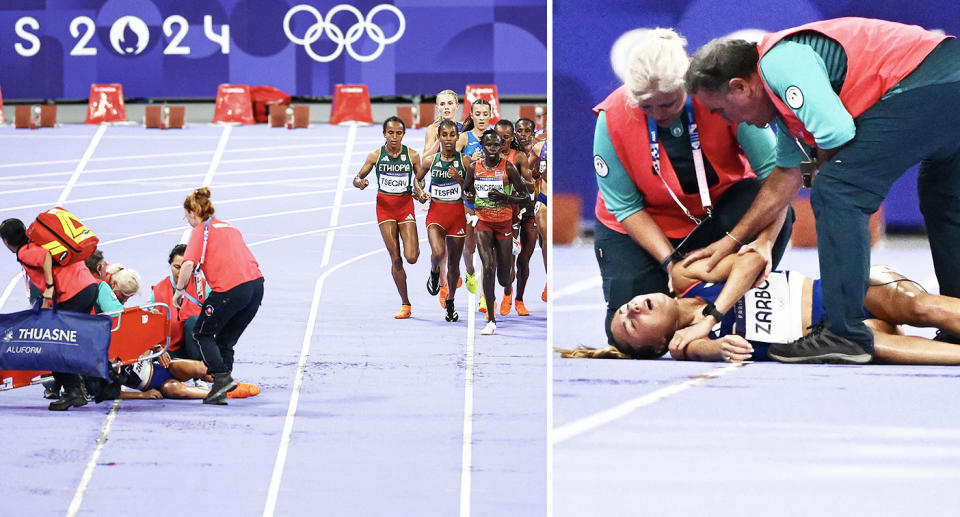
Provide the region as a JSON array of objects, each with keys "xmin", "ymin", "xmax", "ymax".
[
  {"xmin": 471, "ymin": 150, "xmax": 482, "ymax": 162},
  {"xmin": 718, "ymin": 335, "xmax": 754, "ymax": 363},
  {"xmin": 488, "ymin": 190, "xmax": 507, "ymax": 202},
  {"xmin": 669, "ymin": 316, "xmax": 716, "ymax": 355},
  {"xmin": 353, "ymin": 176, "xmax": 369, "ymax": 190},
  {"xmin": 448, "ymin": 165, "xmax": 462, "ymax": 183},
  {"xmin": 144, "ymin": 389, "xmax": 162, "ymax": 399},
  {"xmin": 680, "ymin": 236, "xmax": 738, "ymax": 272}
]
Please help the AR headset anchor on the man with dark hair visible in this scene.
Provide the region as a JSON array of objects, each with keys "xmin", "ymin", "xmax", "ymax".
[{"xmin": 682, "ymin": 18, "xmax": 960, "ymax": 364}]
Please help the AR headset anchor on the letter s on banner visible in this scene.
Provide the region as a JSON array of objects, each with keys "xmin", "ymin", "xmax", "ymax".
[{"xmin": 15, "ymin": 17, "xmax": 41, "ymax": 57}]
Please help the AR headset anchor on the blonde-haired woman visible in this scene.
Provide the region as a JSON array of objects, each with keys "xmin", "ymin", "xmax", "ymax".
[
  {"xmin": 173, "ymin": 187, "xmax": 264, "ymax": 405},
  {"xmin": 592, "ymin": 27, "xmax": 793, "ymax": 350},
  {"xmin": 422, "ymin": 89, "xmax": 462, "ymax": 156},
  {"xmin": 93, "ymin": 263, "xmax": 142, "ymax": 313}
]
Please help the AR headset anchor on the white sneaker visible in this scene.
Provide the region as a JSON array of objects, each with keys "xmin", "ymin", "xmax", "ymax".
[
  {"xmin": 512, "ymin": 235, "xmax": 521, "ymax": 256},
  {"xmin": 194, "ymin": 379, "xmax": 210, "ymax": 389},
  {"xmin": 481, "ymin": 321, "xmax": 496, "ymax": 335}
]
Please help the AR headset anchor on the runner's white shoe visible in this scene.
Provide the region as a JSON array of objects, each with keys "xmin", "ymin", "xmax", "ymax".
[{"xmin": 481, "ymin": 321, "xmax": 496, "ymax": 335}]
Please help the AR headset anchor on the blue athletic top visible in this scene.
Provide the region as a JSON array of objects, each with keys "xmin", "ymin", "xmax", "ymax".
[
  {"xmin": 462, "ymin": 131, "xmax": 482, "ymax": 158},
  {"xmin": 682, "ymin": 270, "xmax": 874, "ymax": 361}
]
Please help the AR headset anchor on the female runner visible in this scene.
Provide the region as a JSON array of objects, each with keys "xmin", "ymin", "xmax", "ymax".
[
  {"xmin": 353, "ymin": 116, "xmax": 425, "ymax": 319},
  {"xmin": 455, "ymin": 99, "xmax": 494, "ymax": 298},
  {"xmin": 463, "ymin": 130, "xmax": 529, "ymax": 335},
  {"xmin": 417, "ymin": 119, "xmax": 472, "ymax": 322}
]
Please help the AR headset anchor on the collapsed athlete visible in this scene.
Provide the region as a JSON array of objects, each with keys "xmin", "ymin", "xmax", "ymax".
[{"xmin": 567, "ymin": 248, "xmax": 960, "ymax": 365}]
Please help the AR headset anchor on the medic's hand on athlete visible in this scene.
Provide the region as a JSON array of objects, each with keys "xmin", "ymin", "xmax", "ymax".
[
  {"xmin": 680, "ymin": 236, "xmax": 738, "ymax": 272},
  {"xmin": 157, "ymin": 351, "xmax": 172, "ymax": 369},
  {"xmin": 739, "ymin": 239, "xmax": 773, "ymax": 289},
  {"xmin": 717, "ymin": 335, "xmax": 753, "ymax": 363},
  {"xmin": 353, "ymin": 175, "xmax": 369, "ymax": 190}
]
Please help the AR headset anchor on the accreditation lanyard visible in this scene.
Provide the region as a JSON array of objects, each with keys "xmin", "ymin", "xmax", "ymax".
[
  {"xmin": 169, "ymin": 276, "xmax": 202, "ymax": 307},
  {"xmin": 647, "ymin": 98, "xmax": 712, "ymax": 224}
]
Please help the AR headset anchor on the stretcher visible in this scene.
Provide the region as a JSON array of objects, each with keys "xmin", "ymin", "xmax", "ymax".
[{"xmin": 0, "ymin": 303, "xmax": 171, "ymax": 391}]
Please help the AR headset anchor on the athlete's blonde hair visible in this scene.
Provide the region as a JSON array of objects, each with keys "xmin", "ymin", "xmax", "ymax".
[
  {"xmin": 555, "ymin": 346, "xmax": 632, "ymax": 359},
  {"xmin": 107, "ymin": 263, "xmax": 141, "ymax": 297},
  {"xmin": 624, "ymin": 28, "xmax": 689, "ymax": 103},
  {"xmin": 434, "ymin": 89, "xmax": 459, "ymax": 122}
]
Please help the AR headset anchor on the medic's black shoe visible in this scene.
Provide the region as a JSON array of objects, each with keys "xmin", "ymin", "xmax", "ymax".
[{"xmin": 769, "ymin": 324, "xmax": 872, "ymax": 364}]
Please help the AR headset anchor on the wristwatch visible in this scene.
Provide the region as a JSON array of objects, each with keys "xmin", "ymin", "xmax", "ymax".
[
  {"xmin": 702, "ymin": 302, "xmax": 725, "ymax": 322},
  {"xmin": 45, "ymin": 282, "xmax": 55, "ymax": 288}
]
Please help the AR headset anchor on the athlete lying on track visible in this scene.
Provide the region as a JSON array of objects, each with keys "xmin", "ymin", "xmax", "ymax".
[{"xmin": 560, "ymin": 247, "xmax": 960, "ymax": 364}]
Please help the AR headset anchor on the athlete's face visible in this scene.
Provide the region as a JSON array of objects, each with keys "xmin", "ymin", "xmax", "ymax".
[
  {"xmin": 471, "ymin": 105, "xmax": 491, "ymax": 130},
  {"xmin": 438, "ymin": 125, "xmax": 459, "ymax": 153},
  {"xmin": 170, "ymin": 254, "xmax": 183, "ymax": 281},
  {"xmin": 638, "ymin": 89, "xmax": 686, "ymax": 127},
  {"xmin": 437, "ymin": 94, "xmax": 458, "ymax": 121},
  {"xmin": 610, "ymin": 293, "xmax": 678, "ymax": 357},
  {"xmin": 481, "ymin": 133, "xmax": 503, "ymax": 161},
  {"xmin": 495, "ymin": 125, "xmax": 514, "ymax": 152},
  {"xmin": 515, "ymin": 121, "xmax": 535, "ymax": 147},
  {"xmin": 693, "ymin": 75, "xmax": 777, "ymax": 127},
  {"xmin": 383, "ymin": 121, "xmax": 405, "ymax": 148}
]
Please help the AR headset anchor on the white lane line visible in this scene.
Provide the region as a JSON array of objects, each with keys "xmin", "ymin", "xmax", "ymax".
[
  {"xmin": 0, "ymin": 151, "xmax": 346, "ymax": 182},
  {"xmin": 0, "ymin": 272, "xmax": 25, "ymax": 311},
  {"xmin": 552, "ymin": 363, "xmax": 746, "ymax": 444},
  {"xmin": 2, "ymin": 177, "xmax": 351, "ymax": 212},
  {"xmin": 0, "ymin": 125, "xmax": 104, "ymax": 310},
  {"xmin": 58, "ymin": 124, "xmax": 107, "ymax": 205},
  {"xmin": 554, "ymin": 275, "xmax": 601, "ymax": 301},
  {"xmin": 66, "ymin": 400, "xmax": 121, "ymax": 517},
  {"xmin": 552, "ymin": 303, "xmax": 606, "ymax": 313},
  {"xmin": 246, "ymin": 219, "xmax": 376, "ymax": 248},
  {"xmin": 203, "ymin": 125, "xmax": 231, "ymax": 187},
  {"xmin": 459, "ymin": 253, "xmax": 478, "ymax": 517},
  {"xmin": 321, "ymin": 124, "xmax": 358, "ymax": 267},
  {"xmin": 262, "ymin": 244, "xmax": 397, "ymax": 517},
  {"xmin": 84, "ymin": 195, "xmax": 369, "ymax": 223}
]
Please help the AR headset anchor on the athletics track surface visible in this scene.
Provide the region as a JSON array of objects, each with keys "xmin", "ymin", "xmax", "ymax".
[{"xmin": 0, "ymin": 123, "xmax": 547, "ymax": 517}]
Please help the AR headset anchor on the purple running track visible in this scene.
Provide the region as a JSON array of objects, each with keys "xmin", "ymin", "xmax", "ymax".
[{"xmin": 0, "ymin": 123, "xmax": 546, "ymax": 517}]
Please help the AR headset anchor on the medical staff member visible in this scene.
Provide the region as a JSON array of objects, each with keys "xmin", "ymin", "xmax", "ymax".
[
  {"xmin": 593, "ymin": 28, "xmax": 792, "ymax": 346},
  {"xmin": 173, "ymin": 188, "xmax": 264, "ymax": 405},
  {"xmin": 1, "ymin": 218, "xmax": 100, "ymax": 411},
  {"xmin": 685, "ymin": 17, "xmax": 960, "ymax": 364}
]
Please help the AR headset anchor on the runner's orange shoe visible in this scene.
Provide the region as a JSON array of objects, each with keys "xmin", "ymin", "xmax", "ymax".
[
  {"xmin": 394, "ymin": 304, "xmax": 412, "ymax": 319},
  {"xmin": 438, "ymin": 285, "xmax": 449, "ymax": 308},
  {"xmin": 457, "ymin": 277, "xmax": 463, "ymax": 288},
  {"xmin": 227, "ymin": 382, "xmax": 261, "ymax": 399},
  {"xmin": 500, "ymin": 294, "xmax": 512, "ymax": 316},
  {"xmin": 541, "ymin": 285, "xmax": 547, "ymax": 302},
  {"xmin": 516, "ymin": 300, "xmax": 529, "ymax": 316}
]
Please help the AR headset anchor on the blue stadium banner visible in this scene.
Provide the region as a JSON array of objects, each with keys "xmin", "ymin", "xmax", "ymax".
[{"xmin": 0, "ymin": 0, "xmax": 547, "ymax": 99}]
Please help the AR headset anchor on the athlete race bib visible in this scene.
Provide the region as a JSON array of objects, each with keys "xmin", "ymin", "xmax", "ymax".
[
  {"xmin": 378, "ymin": 172, "xmax": 411, "ymax": 194},
  {"xmin": 474, "ymin": 176, "xmax": 504, "ymax": 199},
  {"xmin": 734, "ymin": 271, "xmax": 803, "ymax": 344}
]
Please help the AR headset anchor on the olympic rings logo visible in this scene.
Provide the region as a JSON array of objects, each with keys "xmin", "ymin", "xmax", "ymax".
[{"xmin": 283, "ymin": 4, "xmax": 405, "ymax": 63}]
